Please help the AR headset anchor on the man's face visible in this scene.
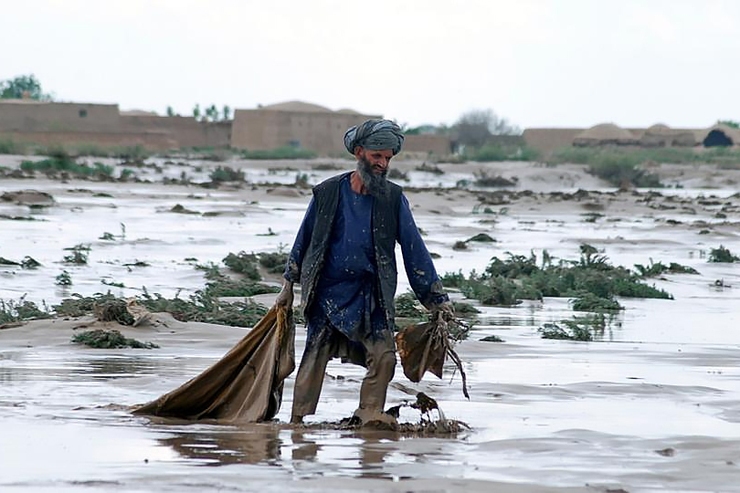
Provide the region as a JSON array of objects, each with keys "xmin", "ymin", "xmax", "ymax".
[
  {"xmin": 356, "ymin": 147, "xmax": 393, "ymax": 196},
  {"xmin": 359, "ymin": 148, "xmax": 394, "ymax": 176}
]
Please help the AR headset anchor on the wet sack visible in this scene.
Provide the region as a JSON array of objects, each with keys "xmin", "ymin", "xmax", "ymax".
[
  {"xmin": 395, "ymin": 315, "xmax": 469, "ymax": 399},
  {"xmin": 132, "ymin": 305, "xmax": 295, "ymax": 422}
]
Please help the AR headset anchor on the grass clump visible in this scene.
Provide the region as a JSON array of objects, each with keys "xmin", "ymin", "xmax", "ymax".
[
  {"xmin": 452, "ymin": 300, "xmax": 480, "ymax": 316},
  {"xmin": 441, "ymin": 244, "xmax": 673, "ymax": 307},
  {"xmin": 0, "ymin": 296, "xmax": 51, "ymax": 325},
  {"xmin": 56, "ymin": 270, "xmax": 72, "ymax": 286},
  {"xmin": 71, "ymin": 329, "xmax": 158, "ymax": 349},
  {"xmin": 55, "ymin": 289, "xmax": 269, "ymax": 329},
  {"xmin": 21, "ymin": 256, "xmax": 41, "ymax": 269},
  {"xmin": 54, "ymin": 292, "xmax": 120, "ymax": 317},
  {"xmin": 20, "ymin": 151, "xmax": 115, "ymax": 180},
  {"xmin": 139, "ymin": 289, "xmax": 268, "ymax": 328},
  {"xmin": 394, "ymin": 292, "xmax": 426, "ymax": 319},
  {"xmin": 201, "ymin": 276, "xmax": 279, "ymax": 298},
  {"xmin": 708, "ymin": 245, "xmax": 739, "ymax": 263},
  {"xmin": 465, "ymin": 233, "xmax": 496, "ymax": 243},
  {"xmin": 472, "ymin": 170, "xmax": 518, "ymax": 188},
  {"xmin": 634, "ymin": 259, "xmax": 700, "ymax": 277},
  {"xmin": 209, "ymin": 166, "xmax": 245, "ymax": 183},
  {"xmin": 538, "ymin": 314, "xmax": 606, "ymax": 341},
  {"xmin": 258, "ymin": 250, "xmax": 288, "ymax": 274},
  {"xmin": 480, "ymin": 334, "xmax": 504, "ymax": 342},
  {"xmin": 62, "ymin": 244, "xmax": 90, "ymax": 265},
  {"xmin": 222, "ymin": 251, "xmax": 261, "ymax": 279}
]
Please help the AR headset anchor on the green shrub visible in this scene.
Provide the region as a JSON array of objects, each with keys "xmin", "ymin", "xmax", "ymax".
[
  {"xmin": 240, "ymin": 146, "xmax": 317, "ymax": 160},
  {"xmin": 443, "ymin": 245, "xmax": 673, "ymax": 308},
  {"xmin": 708, "ymin": 245, "xmax": 739, "ymax": 263},
  {"xmin": 571, "ymin": 293, "xmax": 623, "ymax": 312},
  {"xmin": 465, "ymin": 144, "xmax": 540, "ymax": 162}
]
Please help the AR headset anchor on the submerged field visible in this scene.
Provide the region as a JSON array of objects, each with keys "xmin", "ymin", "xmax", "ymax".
[{"xmin": 1, "ymin": 154, "xmax": 739, "ymax": 492}]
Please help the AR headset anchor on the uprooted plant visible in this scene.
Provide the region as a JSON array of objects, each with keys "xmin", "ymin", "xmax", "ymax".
[{"xmin": 71, "ymin": 329, "xmax": 158, "ymax": 349}]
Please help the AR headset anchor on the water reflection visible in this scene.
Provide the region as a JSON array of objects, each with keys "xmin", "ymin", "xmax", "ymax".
[
  {"xmin": 158, "ymin": 424, "xmax": 283, "ymax": 466},
  {"xmin": 156, "ymin": 422, "xmax": 402, "ymax": 479},
  {"xmin": 72, "ymin": 356, "xmax": 160, "ymax": 379}
]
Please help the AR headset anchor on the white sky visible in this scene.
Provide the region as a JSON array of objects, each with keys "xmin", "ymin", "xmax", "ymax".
[{"xmin": 2, "ymin": 0, "xmax": 739, "ymax": 129}]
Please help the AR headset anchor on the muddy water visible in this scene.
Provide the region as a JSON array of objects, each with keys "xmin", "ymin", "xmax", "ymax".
[{"xmin": 2, "ymin": 159, "xmax": 740, "ymax": 492}]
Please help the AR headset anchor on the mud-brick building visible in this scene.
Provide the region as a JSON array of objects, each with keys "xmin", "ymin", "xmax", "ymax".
[
  {"xmin": 231, "ymin": 100, "xmax": 453, "ymax": 157},
  {"xmin": 231, "ymin": 101, "xmax": 381, "ymax": 155},
  {"xmin": 0, "ymin": 99, "xmax": 230, "ymax": 151}
]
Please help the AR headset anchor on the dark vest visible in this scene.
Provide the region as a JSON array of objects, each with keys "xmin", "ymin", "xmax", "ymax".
[{"xmin": 299, "ymin": 172, "xmax": 403, "ymax": 329}]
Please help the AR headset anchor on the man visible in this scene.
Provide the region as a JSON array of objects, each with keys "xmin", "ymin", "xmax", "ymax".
[{"xmin": 275, "ymin": 119, "xmax": 453, "ymax": 426}]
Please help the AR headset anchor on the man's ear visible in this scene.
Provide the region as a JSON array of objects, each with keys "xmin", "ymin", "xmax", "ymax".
[{"xmin": 353, "ymin": 146, "xmax": 363, "ymax": 160}]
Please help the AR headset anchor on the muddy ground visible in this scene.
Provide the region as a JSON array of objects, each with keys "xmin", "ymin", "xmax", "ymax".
[{"xmin": 1, "ymin": 155, "xmax": 740, "ymax": 492}]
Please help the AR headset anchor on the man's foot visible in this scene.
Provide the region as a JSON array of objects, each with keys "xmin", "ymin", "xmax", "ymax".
[
  {"xmin": 290, "ymin": 414, "xmax": 304, "ymax": 425},
  {"xmin": 353, "ymin": 407, "xmax": 398, "ymax": 430}
]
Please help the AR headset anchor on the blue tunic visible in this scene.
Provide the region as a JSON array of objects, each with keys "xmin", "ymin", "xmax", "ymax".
[{"xmin": 285, "ymin": 176, "xmax": 446, "ymax": 343}]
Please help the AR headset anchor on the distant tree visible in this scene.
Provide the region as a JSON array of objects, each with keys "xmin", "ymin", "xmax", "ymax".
[
  {"xmin": 718, "ymin": 120, "xmax": 740, "ymax": 129},
  {"xmin": 0, "ymin": 74, "xmax": 53, "ymax": 101},
  {"xmin": 205, "ymin": 104, "xmax": 219, "ymax": 122},
  {"xmin": 453, "ymin": 109, "xmax": 520, "ymax": 148},
  {"xmin": 222, "ymin": 105, "xmax": 231, "ymax": 121},
  {"xmin": 166, "ymin": 106, "xmax": 175, "ymax": 117},
  {"xmin": 193, "ymin": 103, "xmax": 201, "ymax": 120}
]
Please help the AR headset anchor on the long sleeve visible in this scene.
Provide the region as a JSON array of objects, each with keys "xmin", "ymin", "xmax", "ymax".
[
  {"xmin": 284, "ymin": 197, "xmax": 317, "ymax": 283},
  {"xmin": 397, "ymin": 194, "xmax": 449, "ymax": 309}
]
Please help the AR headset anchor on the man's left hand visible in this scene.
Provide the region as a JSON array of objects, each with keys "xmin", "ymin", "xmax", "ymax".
[{"xmin": 433, "ymin": 301, "xmax": 455, "ymax": 322}]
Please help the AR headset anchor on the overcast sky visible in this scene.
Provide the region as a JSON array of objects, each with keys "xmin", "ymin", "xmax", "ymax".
[{"xmin": 2, "ymin": 0, "xmax": 739, "ymax": 129}]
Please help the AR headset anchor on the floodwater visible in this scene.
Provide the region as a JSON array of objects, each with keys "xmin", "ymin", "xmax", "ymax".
[{"xmin": 1, "ymin": 156, "xmax": 740, "ymax": 492}]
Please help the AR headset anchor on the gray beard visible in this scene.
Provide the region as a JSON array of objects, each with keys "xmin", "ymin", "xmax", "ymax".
[{"xmin": 357, "ymin": 157, "xmax": 389, "ymax": 197}]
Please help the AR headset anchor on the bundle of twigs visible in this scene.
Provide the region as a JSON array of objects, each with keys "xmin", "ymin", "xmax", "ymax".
[{"xmin": 433, "ymin": 312, "xmax": 470, "ymax": 399}]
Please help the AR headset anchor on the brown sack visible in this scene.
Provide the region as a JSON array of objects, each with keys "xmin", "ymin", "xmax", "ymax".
[
  {"xmin": 395, "ymin": 317, "xmax": 470, "ymax": 399},
  {"xmin": 132, "ymin": 305, "xmax": 295, "ymax": 423},
  {"xmin": 395, "ymin": 321, "xmax": 445, "ymax": 383}
]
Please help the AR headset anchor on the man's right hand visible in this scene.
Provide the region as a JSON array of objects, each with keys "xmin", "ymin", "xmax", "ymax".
[{"xmin": 275, "ymin": 280, "xmax": 294, "ymax": 308}]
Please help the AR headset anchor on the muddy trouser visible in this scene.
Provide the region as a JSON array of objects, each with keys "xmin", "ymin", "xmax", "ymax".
[{"xmin": 291, "ymin": 324, "xmax": 396, "ymax": 420}]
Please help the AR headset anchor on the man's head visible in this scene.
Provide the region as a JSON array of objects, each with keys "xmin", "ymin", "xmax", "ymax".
[{"xmin": 344, "ymin": 119, "xmax": 404, "ymax": 196}]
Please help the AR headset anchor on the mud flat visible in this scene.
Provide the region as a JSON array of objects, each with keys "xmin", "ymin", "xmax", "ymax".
[{"xmin": 1, "ymin": 157, "xmax": 740, "ymax": 492}]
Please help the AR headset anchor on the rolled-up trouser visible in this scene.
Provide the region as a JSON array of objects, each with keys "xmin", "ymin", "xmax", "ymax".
[{"xmin": 291, "ymin": 324, "xmax": 396, "ymax": 420}]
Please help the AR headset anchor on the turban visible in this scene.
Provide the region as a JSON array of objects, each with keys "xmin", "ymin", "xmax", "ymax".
[{"xmin": 343, "ymin": 119, "xmax": 405, "ymax": 156}]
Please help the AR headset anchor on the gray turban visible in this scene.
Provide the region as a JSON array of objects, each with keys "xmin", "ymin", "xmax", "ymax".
[{"xmin": 343, "ymin": 119, "xmax": 405, "ymax": 156}]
